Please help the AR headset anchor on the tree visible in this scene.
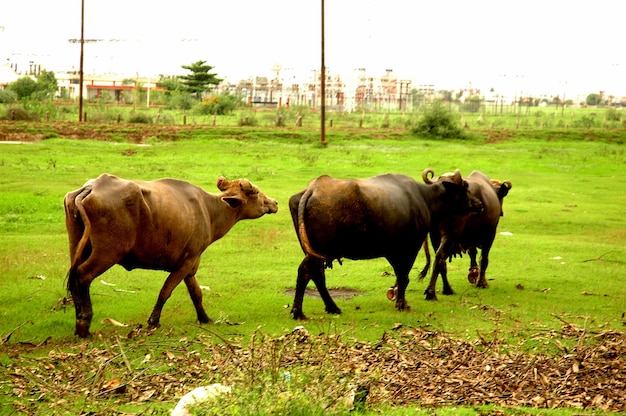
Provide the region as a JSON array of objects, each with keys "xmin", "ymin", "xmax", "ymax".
[
  {"xmin": 157, "ymin": 75, "xmax": 184, "ymax": 94},
  {"xmin": 179, "ymin": 60, "xmax": 222, "ymax": 98},
  {"xmin": 7, "ymin": 77, "xmax": 38, "ymax": 99},
  {"xmin": 585, "ymin": 93, "xmax": 601, "ymax": 106},
  {"xmin": 35, "ymin": 70, "xmax": 58, "ymax": 100}
]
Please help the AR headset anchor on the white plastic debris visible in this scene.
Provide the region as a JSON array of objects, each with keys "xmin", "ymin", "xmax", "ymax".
[
  {"xmin": 499, "ymin": 231, "xmax": 513, "ymax": 236},
  {"xmin": 101, "ymin": 318, "xmax": 128, "ymax": 327},
  {"xmin": 171, "ymin": 383, "xmax": 231, "ymax": 416}
]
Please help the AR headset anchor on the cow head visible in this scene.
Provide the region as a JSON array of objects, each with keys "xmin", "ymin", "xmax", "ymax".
[
  {"xmin": 490, "ymin": 179, "xmax": 512, "ymax": 216},
  {"xmin": 423, "ymin": 168, "xmax": 483, "ymax": 215},
  {"xmin": 217, "ymin": 176, "xmax": 278, "ymax": 217}
]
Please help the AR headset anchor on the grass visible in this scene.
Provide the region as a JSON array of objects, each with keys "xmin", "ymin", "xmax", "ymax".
[{"xmin": 0, "ymin": 122, "xmax": 624, "ymax": 414}]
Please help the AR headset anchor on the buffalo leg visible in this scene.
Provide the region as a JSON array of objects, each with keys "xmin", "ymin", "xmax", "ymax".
[
  {"xmin": 388, "ymin": 253, "xmax": 417, "ymax": 311},
  {"xmin": 291, "ymin": 255, "xmax": 340, "ymax": 320},
  {"xmin": 418, "ymin": 238, "xmax": 431, "ymax": 280},
  {"xmin": 476, "ymin": 245, "xmax": 491, "ymax": 288},
  {"xmin": 424, "ymin": 243, "xmax": 455, "ymax": 300},
  {"xmin": 183, "ymin": 274, "xmax": 211, "ymax": 324},
  {"xmin": 467, "ymin": 247, "xmax": 480, "ymax": 284},
  {"xmin": 148, "ymin": 263, "xmax": 195, "ymax": 328}
]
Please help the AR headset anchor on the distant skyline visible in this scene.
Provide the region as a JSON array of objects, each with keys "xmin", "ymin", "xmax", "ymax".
[{"xmin": 2, "ymin": 0, "xmax": 625, "ymax": 98}]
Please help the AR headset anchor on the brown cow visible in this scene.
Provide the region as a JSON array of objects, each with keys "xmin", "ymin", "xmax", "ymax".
[{"xmin": 64, "ymin": 174, "xmax": 278, "ymax": 337}]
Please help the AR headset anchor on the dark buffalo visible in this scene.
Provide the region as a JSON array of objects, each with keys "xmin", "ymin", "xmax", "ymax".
[
  {"xmin": 422, "ymin": 169, "xmax": 512, "ymax": 299},
  {"xmin": 64, "ymin": 174, "xmax": 278, "ymax": 337},
  {"xmin": 289, "ymin": 170, "xmax": 483, "ymax": 319}
]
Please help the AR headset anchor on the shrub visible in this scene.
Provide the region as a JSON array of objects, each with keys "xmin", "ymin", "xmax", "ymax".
[
  {"xmin": 0, "ymin": 89, "xmax": 18, "ymax": 103},
  {"xmin": 128, "ymin": 112, "xmax": 153, "ymax": 124},
  {"xmin": 411, "ymin": 100, "xmax": 465, "ymax": 139},
  {"xmin": 605, "ymin": 108, "xmax": 621, "ymax": 122},
  {"xmin": 167, "ymin": 93, "xmax": 194, "ymax": 110},
  {"xmin": 238, "ymin": 112, "xmax": 258, "ymax": 126},
  {"xmin": 2, "ymin": 106, "xmax": 36, "ymax": 121},
  {"xmin": 196, "ymin": 93, "xmax": 239, "ymax": 115}
]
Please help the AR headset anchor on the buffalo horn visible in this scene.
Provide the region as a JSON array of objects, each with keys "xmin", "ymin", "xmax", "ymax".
[{"xmin": 422, "ymin": 168, "xmax": 437, "ymax": 184}]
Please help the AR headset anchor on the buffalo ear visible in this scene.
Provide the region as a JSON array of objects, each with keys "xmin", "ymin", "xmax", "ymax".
[
  {"xmin": 441, "ymin": 180, "xmax": 461, "ymax": 193},
  {"xmin": 222, "ymin": 195, "xmax": 243, "ymax": 208},
  {"xmin": 217, "ymin": 176, "xmax": 229, "ymax": 191}
]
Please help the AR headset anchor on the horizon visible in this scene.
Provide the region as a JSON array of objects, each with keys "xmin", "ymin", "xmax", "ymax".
[{"xmin": 2, "ymin": 0, "xmax": 625, "ymax": 99}]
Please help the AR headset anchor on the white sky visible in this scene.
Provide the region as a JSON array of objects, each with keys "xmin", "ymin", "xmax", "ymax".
[{"xmin": 1, "ymin": 0, "xmax": 625, "ymax": 97}]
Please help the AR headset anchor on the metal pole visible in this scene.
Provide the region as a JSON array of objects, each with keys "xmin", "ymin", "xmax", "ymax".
[
  {"xmin": 79, "ymin": 0, "xmax": 84, "ymax": 122},
  {"xmin": 320, "ymin": 0, "xmax": 327, "ymax": 145}
]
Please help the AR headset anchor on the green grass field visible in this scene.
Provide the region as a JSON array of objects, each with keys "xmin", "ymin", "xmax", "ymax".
[{"xmin": 0, "ymin": 121, "xmax": 624, "ymax": 414}]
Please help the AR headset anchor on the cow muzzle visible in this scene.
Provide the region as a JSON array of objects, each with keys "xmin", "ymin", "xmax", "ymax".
[{"xmin": 265, "ymin": 198, "xmax": 279, "ymax": 214}]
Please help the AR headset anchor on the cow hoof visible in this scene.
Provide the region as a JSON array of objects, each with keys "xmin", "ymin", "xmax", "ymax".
[
  {"xmin": 75, "ymin": 320, "xmax": 91, "ymax": 338},
  {"xmin": 476, "ymin": 280, "xmax": 489, "ymax": 289},
  {"xmin": 147, "ymin": 321, "xmax": 161, "ymax": 330},
  {"xmin": 326, "ymin": 307, "xmax": 342, "ymax": 315},
  {"xmin": 291, "ymin": 310, "xmax": 307, "ymax": 320},
  {"xmin": 395, "ymin": 302, "xmax": 410, "ymax": 311},
  {"xmin": 386, "ymin": 287, "xmax": 398, "ymax": 301},
  {"xmin": 468, "ymin": 267, "xmax": 479, "ymax": 284},
  {"xmin": 442, "ymin": 288, "xmax": 455, "ymax": 296},
  {"xmin": 424, "ymin": 290, "xmax": 438, "ymax": 301}
]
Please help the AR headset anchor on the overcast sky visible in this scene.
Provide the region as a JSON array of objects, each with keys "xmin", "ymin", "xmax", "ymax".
[{"xmin": 1, "ymin": 0, "xmax": 625, "ymax": 97}]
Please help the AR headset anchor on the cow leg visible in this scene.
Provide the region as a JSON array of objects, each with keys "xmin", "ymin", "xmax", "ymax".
[
  {"xmin": 467, "ymin": 247, "xmax": 480, "ymax": 284},
  {"xmin": 291, "ymin": 255, "xmax": 339, "ymax": 320},
  {"xmin": 424, "ymin": 254, "xmax": 442, "ymax": 300},
  {"xmin": 476, "ymin": 246, "xmax": 491, "ymax": 289},
  {"xmin": 425, "ymin": 242, "xmax": 455, "ymax": 299},
  {"xmin": 69, "ymin": 259, "xmax": 116, "ymax": 338},
  {"xmin": 148, "ymin": 263, "xmax": 195, "ymax": 328},
  {"xmin": 418, "ymin": 238, "xmax": 431, "ymax": 280},
  {"xmin": 183, "ymin": 274, "xmax": 212, "ymax": 324},
  {"xmin": 388, "ymin": 255, "xmax": 414, "ymax": 311},
  {"xmin": 71, "ymin": 278, "xmax": 94, "ymax": 338}
]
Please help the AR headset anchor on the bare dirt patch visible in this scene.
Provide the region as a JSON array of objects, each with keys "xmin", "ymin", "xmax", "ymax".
[{"xmin": 0, "ymin": 121, "xmax": 194, "ymax": 143}]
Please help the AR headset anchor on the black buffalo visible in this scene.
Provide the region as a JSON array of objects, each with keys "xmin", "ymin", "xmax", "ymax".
[
  {"xmin": 64, "ymin": 174, "xmax": 278, "ymax": 337},
  {"xmin": 289, "ymin": 170, "xmax": 483, "ymax": 319},
  {"xmin": 422, "ymin": 169, "xmax": 512, "ymax": 299}
]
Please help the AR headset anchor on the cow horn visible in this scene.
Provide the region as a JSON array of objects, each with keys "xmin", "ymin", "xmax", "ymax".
[
  {"xmin": 422, "ymin": 168, "xmax": 437, "ymax": 184},
  {"xmin": 453, "ymin": 169, "xmax": 462, "ymax": 184},
  {"xmin": 239, "ymin": 179, "xmax": 256, "ymax": 194},
  {"xmin": 217, "ymin": 176, "xmax": 230, "ymax": 191}
]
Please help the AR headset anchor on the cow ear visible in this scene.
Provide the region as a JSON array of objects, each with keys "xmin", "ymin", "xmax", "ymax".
[
  {"xmin": 217, "ymin": 176, "xmax": 229, "ymax": 191},
  {"xmin": 442, "ymin": 180, "xmax": 461, "ymax": 192},
  {"xmin": 222, "ymin": 195, "xmax": 244, "ymax": 209}
]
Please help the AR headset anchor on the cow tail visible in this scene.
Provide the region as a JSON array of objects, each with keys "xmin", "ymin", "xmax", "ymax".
[
  {"xmin": 65, "ymin": 186, "xmax": 93, "ymax": 294},
  {"xmin": 297, "ymin": 187, "xmax": 327, "ymax": 262}
]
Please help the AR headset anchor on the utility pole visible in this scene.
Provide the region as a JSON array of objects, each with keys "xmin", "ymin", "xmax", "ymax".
[
  {"xmin": 320, "ymin": 0, "xmax": 327, "ymax": 145},
  {"xmin": 79, "ymin": 0, "xmax": 85, "ymax": 122}
]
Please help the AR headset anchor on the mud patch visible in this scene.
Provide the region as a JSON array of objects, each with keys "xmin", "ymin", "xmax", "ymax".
[{"xmin": 284, "ymin": 287, "xmax": 360, "ymax": 299}]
